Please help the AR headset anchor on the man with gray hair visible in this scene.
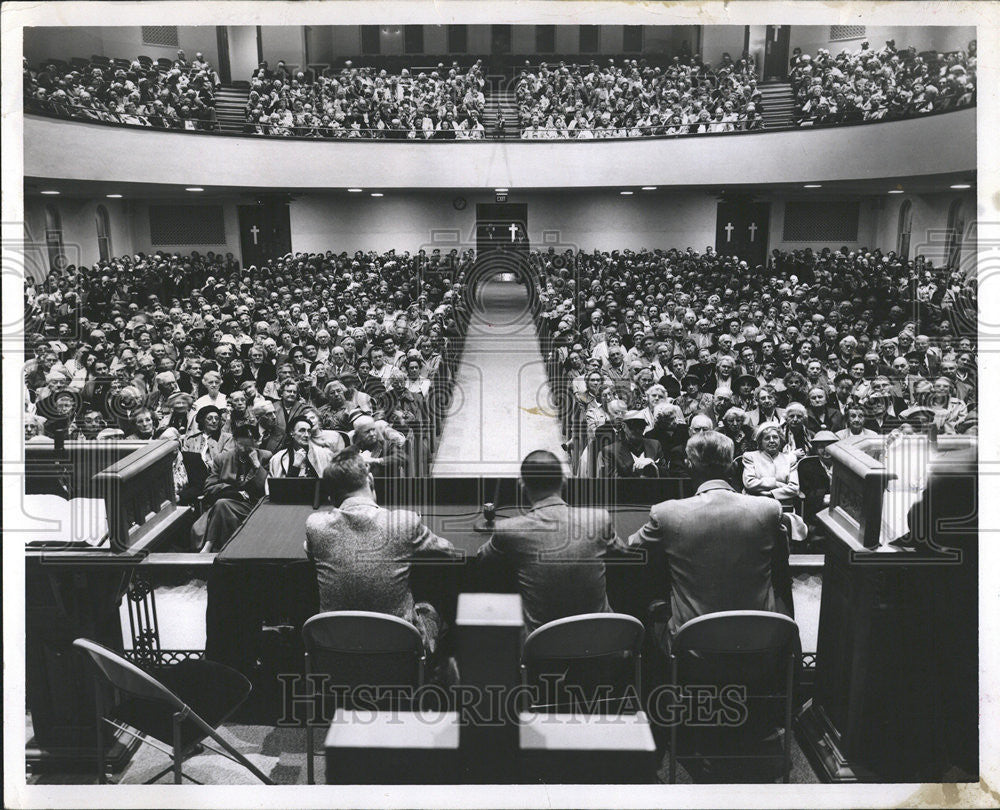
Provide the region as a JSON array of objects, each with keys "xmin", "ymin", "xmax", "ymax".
[
  {"xmin": 628, "ymin": 430, "xmax": 793, "ymax": 647},
  {"xmin": 251, "ymin": 399, "xmax": 285, "ymax": 453}
]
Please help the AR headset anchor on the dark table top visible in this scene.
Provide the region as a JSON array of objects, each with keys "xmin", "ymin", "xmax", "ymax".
[{"xmin": 216, "ymin": 500, "xmax": 656, "ymax": 566}]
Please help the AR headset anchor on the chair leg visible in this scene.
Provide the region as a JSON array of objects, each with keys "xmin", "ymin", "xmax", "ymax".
[
  {"xmin": 305, "ymin": 717, "xmax": 314, "ymax": 785},
  {"xmin": 669, "ymin": 658, "xmax": 678, "ymax": 784},
  {"xmin": 94, "ymin": 687, "xmax": 107, "ymax": 785},
  {"xmin": 173, "ymin": 712, "xmax": 184, "ymax": 784},
  {"xmin": 783, "ymin": 654, "xmax": 795, "ymax": 783},
  {"xmin": 201, "ymin": 724, "xmax": 275, "ymax": 784}
]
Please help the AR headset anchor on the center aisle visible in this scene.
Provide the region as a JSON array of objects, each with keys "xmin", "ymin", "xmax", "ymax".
[{"xmin": 431, "ymin": 278, "xmax": 568, "ymax": 476}]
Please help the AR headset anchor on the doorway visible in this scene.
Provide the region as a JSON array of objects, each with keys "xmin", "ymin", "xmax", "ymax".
[
  {"xmin": 763, "ymin": 25, "xmax": 791, "ymax": 81},
  {"xmin": 238, "ymin": 199, "xmax": 292, "ymax": 269},
  {"xmin": 221, "ymin": 26, "xmax": 261, "ymax": 87},
  {"xmin": 491, "ymin": 25, "xmax": 512, "ymax": 55}
]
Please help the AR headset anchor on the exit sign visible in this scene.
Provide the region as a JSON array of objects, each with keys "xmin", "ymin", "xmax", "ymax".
[{"xmin": 495, "ymin": 192, "xmax": 508, "ymax": 203}]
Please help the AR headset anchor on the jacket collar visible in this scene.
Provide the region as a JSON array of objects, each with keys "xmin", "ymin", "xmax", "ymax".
[
  {"xmin": 338, "ymin": 493, "xmax": 378, "ymax": 510},
  {"xmin": 695, "ymin": 479, "xmax": 735, "ymax": 495},
  {"xmin": 528, "ymin": 494, "xmax": 566, "ymax": 512}
]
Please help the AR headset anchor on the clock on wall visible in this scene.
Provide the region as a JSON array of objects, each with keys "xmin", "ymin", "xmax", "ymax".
[{"xmin": 453, "ymin": 196, "xmax": 467, "ymax": 211}]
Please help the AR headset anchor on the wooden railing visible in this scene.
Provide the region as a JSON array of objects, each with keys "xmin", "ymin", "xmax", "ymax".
[{"xmin": 91, "ymin": 440, "xmax": 188, "ymax": 553}]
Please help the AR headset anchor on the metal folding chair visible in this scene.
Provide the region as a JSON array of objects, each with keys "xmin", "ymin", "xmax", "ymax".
[{"xmin": 73, "ymin": 638, "xmax": 273, "ymax": 784}]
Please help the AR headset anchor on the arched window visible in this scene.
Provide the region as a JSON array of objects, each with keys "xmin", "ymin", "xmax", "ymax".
[
  {"xmin": 96, "ymin": 205, "xmax": 113, "ymax": 261},
  {"xmin": 946, "ymin": 198, "xmax": 965, "ymax": 269},
  {"xmin": 896, "ymin": 200, "xmax": 913, "ymax": 261},
  {"xmin": 44, "ymin": 204, "xmax": 65, "ymax": 271}
]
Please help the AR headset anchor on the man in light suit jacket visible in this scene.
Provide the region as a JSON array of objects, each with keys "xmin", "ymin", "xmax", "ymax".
[
  {"xmin": 305, "ymin": 447, "xmax": 459, "ymax": 654},
  {"xmin": 628, "ymin": 430, "xmax": 792, "ymax": 650},
  {"xmin": 476, "ymin": 450, "xmax": 625, "ymax": 633}
]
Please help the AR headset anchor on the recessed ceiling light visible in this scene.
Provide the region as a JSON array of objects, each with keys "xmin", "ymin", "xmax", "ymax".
[
  {"xmin": 641, "ymin": 186, "xmax": 657, "ymax": 191},
  {"xmin": 888, "ymin": 189, "xmax": 904, "ymax": 194},
  {"xmin": 347, "ymin": 188, "xmax": 363, "ymax": 192},
  {"xmin": 185, "ymin": 187, "xmax": 204, "ymax": 192},
  {"xmin": 40, "ymin": 190, "xmax": 60, "ymax": 195},
  {"xmin": 620, "ymin": 191, "xmax": 634, "ymax": 195},
  {"xmin": 495, "ymin": 187, "xmax": 509, "ymax": 193},
  {"xmin": 950, "ymin": 183, "xmax": 971, "ymax": 190},
  {"xmin": 370, "ymin": 192, "xmax": 384, "ymax": 197},
  {"xmin": 106, "ymin": 193, "xmax": 123, "ymax": 198},
  {"xmin": 803, "ymin": 184, "xmax": 822, "ymax": 189}
]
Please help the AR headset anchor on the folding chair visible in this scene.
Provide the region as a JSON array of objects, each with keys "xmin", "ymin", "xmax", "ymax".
[
  {"xmin": 73, "ymin": 638, "xmax": 274, "ymax": 784},
  {"xmin": 301, "ymin": 611, "xmax": 425, "ymax": 784},
  {"xmin": 521, "ymin": 613, "xmax": 644, "ymax": 715},
  {"xmin": 668, "ymin": 611, "xmax": 800, "ymax": 783}
]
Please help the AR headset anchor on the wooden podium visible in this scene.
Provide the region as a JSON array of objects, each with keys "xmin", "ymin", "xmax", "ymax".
[
  {"xmin": 796, "ymin": 436, "xmax": 976, "ymax": 782},
  {"xmin": 24, "ymin": 440, "xmax": 191, "ymax": 772}
]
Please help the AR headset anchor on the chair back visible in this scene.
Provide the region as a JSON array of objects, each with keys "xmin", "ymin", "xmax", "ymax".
[
  {"xmin": 73, "ymin": 638, "xmax": 185, "ymax": 709},
  {"xmin": 672, "ymin": 611, "xmax": 799, "ymax": 692},
  {"xmin": 302, "ymin": 611, "xmax": 424, "ymax": 706},
  {"xmin": 522, "ymin": 614, "xmax": 644, "ymax": 713},
  {"xmin": 674, "ymin": 610, "xmax": 798, "ymax": 655}
]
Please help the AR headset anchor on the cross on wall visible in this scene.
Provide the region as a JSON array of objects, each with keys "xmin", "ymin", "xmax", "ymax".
[
  {"xmin": 250, "ymin": 225, "xmax": 260, "ymax": 245},
  {"xmin": 748, "ymin": 222, "xmax": 758, "ymax": 242},
  {"xmin": 508, "ymin": 222, "xmax": 518, "ymax": 242},
  {"xmin": 724, "ymin": 222, "xmax": 734, "ymax": 242}
]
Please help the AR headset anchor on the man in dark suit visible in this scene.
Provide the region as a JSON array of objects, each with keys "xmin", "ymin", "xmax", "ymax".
[
  {"xmin": 306, "ymin": 447, "xmax": 458, "ymax": 655},
  {"xmin": 198, "ymin": 425, "xmax": 272, "ymax": 552},
  {"xmin": 476, "ymin": 450, "xmax": 626, "ymax": 633},
  {"xmin": 600, "ymin": 410, "xmax": 665, "ymax": 478},
  {"xmin": 628, "ymin": 430, "xmax": 792, "ymax": 648}
]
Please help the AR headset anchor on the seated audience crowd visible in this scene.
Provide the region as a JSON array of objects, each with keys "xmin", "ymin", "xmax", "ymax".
[
  {"xmin": 536, "ymin": 243, "xmax": 977, "ymax": 527},
  {"xmin": 24, "ymin": 246, "xmax": 472, "ymax": 549},
  {"xmin": 22, "ymin": 239, "xmax": 977, "ymax": 548},
  {"xmin": 517, "ymin": 54, "xmax": 765, "ymax": 138},
  {"xmin": 24, "ymin": 41, "xmax": 976, "ymax": 139},
  {"xmin": 790, "ymin": 38, "xmax": 976, "ymax": 126},
  {"xmin": 23, "ymin": 50, "xmax": 220, "ymax": 130},
  {"xmin": 243, "ymin": 60, "xmax": 487, "ymax": 138}
]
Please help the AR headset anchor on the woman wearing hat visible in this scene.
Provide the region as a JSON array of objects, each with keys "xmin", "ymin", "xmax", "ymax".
[
  {"xmin": 676, "ymin": 374, "xmax": 715, "ymax": 421},
  {"xmin": 743, "ymin": 423, "xmax": 801, "ymax": 507},
  {"xmin": 732, "ymin": 374, "xmax": 760, "ymax": 410},
  {"xmin": 182, "ymin": 404, "xmax": 234, "ymax": 468},
  {"xmin": 161, "ymin": 391, "xmax": 195, "ymax": 436}
]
